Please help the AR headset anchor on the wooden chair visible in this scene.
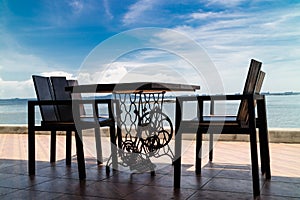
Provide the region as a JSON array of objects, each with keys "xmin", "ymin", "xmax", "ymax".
[
  {"xmin": 51, "ymin": 76, "xmax": 112, "ymax": 165},
  {"xmin": 174, "ymin": 59, "xmax": 271, "ymax": 198},
  {"xmin": 28, "ymin": 75, "xmax": 115, "ymax": 179}
]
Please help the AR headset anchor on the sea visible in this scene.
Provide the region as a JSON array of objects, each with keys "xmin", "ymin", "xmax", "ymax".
[{"xmin": 0, "ymin": 95, "xmax": 299, "ymax": 128}]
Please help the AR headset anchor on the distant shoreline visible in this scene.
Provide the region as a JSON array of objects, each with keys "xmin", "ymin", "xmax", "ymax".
[
  {"xmin": 0, "ymin": 91, "xmax": 300, "ymax": 100},
  {"xmin": 261, "ymin": 92, "xmax": 300, "ymax": 96}
]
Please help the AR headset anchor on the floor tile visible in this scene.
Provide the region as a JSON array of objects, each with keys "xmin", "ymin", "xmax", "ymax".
[
  {"xmin": 262, "ymin": 181, "xmax": 300, "ymax": 198},
  {"xmin": 0, "ymin": 161, "xmax": 28, "ymax": 175},
  {"xmin": 215, "ymin": 166, "xmax": 252, "ymax": 180},
  {"xmin": 188, "ymin": 190, "xmax": 253, "ymax": 200},
  {"xmin": 0, "ymin": 189, "xmax": 62, "ymax": 200},
  {"xmin": 124, "ymin": 186, "xmax": 197, "ymax": 200},
  {"xmin": 105, "ymin": 170, "xmax": 159, "ymax": 185},
  {"xmin": 30, "ymin": 178, "xmax": 90, "ymax": 195},
  {"xmin": 0, "ymin": 174, "xmax": 52, "ymax": 189},
  {"xmin": 82, "ymin": 181, "xmax": 143, "ymax": 199},
  {"xmin": 1, "ymin": 134, "xmax": 300, "ymax": 200},
  {"xmin": 0, "ymin": 187, "xmax": 18, "ymax": 196},
  {"xmin": 270, "ymin": 176, "xmax": 300, "ymax": 184},
  {"xmin": 52, "ymin": 194, "xmax": 109, "ymax": 199},
  {"xmin": 149, "ymin": 174, "xmax": 211, "ymax": 189},
  {"xmin": 202, "ymin": 177, "xmax": 255, "ymax": 194},
  {"xmin": 260, "ymin": 195, "xmax": 300, "ymax": 200}
]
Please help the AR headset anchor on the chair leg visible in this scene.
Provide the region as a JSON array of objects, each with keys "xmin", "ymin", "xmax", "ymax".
[
  {"xmin": 250, "ymin": 131, "xmax": 260, "ymax": 197},
  {"xmin": 174, "ymin": 130, "xmax": 182, "ymax": 188},
  {"xmin": 209, "ymin": 132, "xmax": 213, "ymax": 162},
  {"xmin": 28, "ymin": 129, "xmax": 35, "ymax": 176},
  {"xmin": 257, "ymin": 99, "xmax": 271, "ymax": 180},
  {"xmin": 248, "ymin": 97, "xmax": 261, "ymax": 198},
  {"xmin": 75, "ymin": 130, "xmax": 86, "ymax": 180},
  {"xmin": 50, "ymin": 131, "xmax": 56, "ymax": 163},
  {"xmin": 249, "ymin": 128, "xmax": 260, "ymax": 198},
  {"xmin": 94, "ymin": 128, "xmax": 103, "ymax": 164},
  {"xmin": 195, "ymin": 131, "xmax": 202, "ymax": 175},
  {"xmin": 110, "ymin": 125, "xmax": 118, "ymax": 171},
  {"xmin": 258, "ymin": 126, "xmax": 271, "ymax": 179},
  {"xmin": 258, "ymin": 127, "xmax": 266, "ymax": 175},
  {"xmin": 117, "ymin": 123, "xmax": 122, "ymax": 148},
  {"xmin": 66, "ymin": 131, "xmax": 72, "ymax": 165},
  {"xmin": 28, "ymin": 101, "xmax": 36, "ymax": 176}
]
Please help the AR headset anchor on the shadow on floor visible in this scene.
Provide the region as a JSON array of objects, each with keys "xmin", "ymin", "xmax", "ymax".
[{"xmin": 0, "ymin": 158, "xmax": 300, "ymax": 199}]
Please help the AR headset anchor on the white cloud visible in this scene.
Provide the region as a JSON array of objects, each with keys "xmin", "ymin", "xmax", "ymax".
[
  {"xmin": 101, "ymin": 61, "xmax": 189, "ymax": 84},
  {"xmin": 101, "ymin": 63, "xmax": 128, "ymax": 83},
  {"xmin": 40, "ymin": 71, "xmax": 76, "ymax": 79},
  {"xmin": 189, "ymin": 10, "xmax": 245, "ymax": 20},
  {"xmin": 41, "ymin": 0, "xmax": 107, "ymax": 28},
  {"xmin": 122, "ymin": 0, "xmax": 159, "ymax": 25},
  {"xmin": 0, "ymin": 77, "xmax": 34, "ymax": 99},
  {"xmin": 0, "ymin": 50, "xmax": 48, "ymax": 74},
  {"xmin": 68, "ymin": 0, "xmax": 84, "ymax": 14},
  {"xmin": 103, "ymin": 0, "xmax": 113, "ymax": 19},
  {"xmin": 173, "ymin": 4, "xmax": 300, "ymax": 93},
  {"xmin": 0, "ymin": 23, "xmax": 79, "ymax": 98},
  {"xmin": 203, "ymin": 0, "xmax": 247, "ymax": 7},
  {"xmin": 0, "ymin": 70, "xmax": 77, "ymax": 99},
  {"xmin": 76, "ymin": 64, "xmax": 127, "ymax": 85},
  {"xmin": 0, "ymin": 27, "xmax": 51, "ymax": 76},
  {"xmin": 0, "ymin": 29, "xmax": 76, "ymax": 97}
]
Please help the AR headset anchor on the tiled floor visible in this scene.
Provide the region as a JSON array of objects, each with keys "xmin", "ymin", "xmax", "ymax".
[{"xmin": 0, "ymin": 133, "xmax": 299, "ymax": 199}]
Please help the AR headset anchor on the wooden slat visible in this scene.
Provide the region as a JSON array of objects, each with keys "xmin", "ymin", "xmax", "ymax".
[
  {"xmin": 66, "ymin": 82, "xmax": 200, "ymax": 94},
  {"xmin": 237, "ymin": 59, "xmax": 262, "ymax": 123}
]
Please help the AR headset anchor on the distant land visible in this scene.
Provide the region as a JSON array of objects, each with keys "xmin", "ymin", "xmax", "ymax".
[
  {"xmin": 0, "ymin": 91, "xmax": 300, "ymax": 101},
  {"xmin": 261, "ymin": 91, "xmax": 300, "ymax": 96}
]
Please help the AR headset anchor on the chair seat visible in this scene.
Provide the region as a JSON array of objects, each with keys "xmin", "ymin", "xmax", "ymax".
[
  {"xmin": 42, "ymin": 117, "xmax": 112, "ymax": 126},
  {"xmin": 186, "ymin": 116, "xmax": 239, "ymax": 126},
  {"xmin": 203, "ymin": 116, "xmax": 237, "ymax": 122},
  {"xmin": 180, "ymin": 116, "xmax": 247, "ymax": 133},
  {"xmin": 80, "ymin": 117, "xmax": 113, "ymax": 126}
]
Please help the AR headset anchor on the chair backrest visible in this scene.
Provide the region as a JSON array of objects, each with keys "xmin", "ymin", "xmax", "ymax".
[
  {"xmin": 255, "ymin": 71, "xmax": 265, "ymax": 94},
  {"xmin": 237, "ymin": 59, "xmax": 262, "ymax": 123},
  {"xmin": 50, "ymin": 76, "xmax": 74, "ymax": 122},
  {"xmin": 67, "ymin": 79, "xmax": 86, "ymax": 116},
  {"xmin": 242, "ymin": 59, "xmax": 262, "ymax": 94},
  {"xmin": 32, "ymin": 75, "xmax": 58, "ymax": 122}
]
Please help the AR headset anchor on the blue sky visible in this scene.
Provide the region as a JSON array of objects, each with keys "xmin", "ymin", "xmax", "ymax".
[{"xmin": 0, "ymin": 0, "xmax": 299, "ymax": 98}]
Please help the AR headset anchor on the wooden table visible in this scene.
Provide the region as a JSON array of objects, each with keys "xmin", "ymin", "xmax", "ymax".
[
  {"xmin": 66, "ymin": 82, "xmax": 200, "ymax": 179},
  {"xmin": 65, "ymin": 82, "xmax": 200, "ymax": 93}
]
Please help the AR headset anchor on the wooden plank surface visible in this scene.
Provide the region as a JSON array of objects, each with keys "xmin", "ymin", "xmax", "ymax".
[{"xmin": 66, "ymin": 82, "xmax": 200, "ymax": 93}]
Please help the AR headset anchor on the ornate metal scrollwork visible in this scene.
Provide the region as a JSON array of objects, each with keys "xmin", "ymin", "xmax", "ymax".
[
  {"xmin": 137, "ymin": 108, "xmax": 173, "ymax": 153},
  {"xmin": 108, "ymin": 91, "xmax": 174, "ymax": 172}
]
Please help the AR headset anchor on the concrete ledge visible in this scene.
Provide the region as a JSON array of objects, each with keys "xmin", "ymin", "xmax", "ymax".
[
  {"xmin": 0, "ymin": 124, "xmax": 111, "ymax": 136},
  {"xmin": 0, "ymin": 125, "xmax": 300, "ymax": 143},
  {"xmin": 0, "ymin": 124, "xmax": 28, "ymax": 134},
  {"xmin": 268, "ymin": 128, "xmax": 300, "ymax": 143},
  {"xmin": 181, "ymin": 128, "xmax": 300, "ymax": 143}
]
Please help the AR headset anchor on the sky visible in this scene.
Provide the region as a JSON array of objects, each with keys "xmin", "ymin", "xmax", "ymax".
[{"xmin": 0, "ymin": 0, "xmax": 299, "ymax": 98}]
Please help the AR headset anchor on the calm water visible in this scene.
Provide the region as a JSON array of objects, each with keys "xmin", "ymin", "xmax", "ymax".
[{"xmin": 0, "ymin": 95, "xmax": 299, "ymax": 128}]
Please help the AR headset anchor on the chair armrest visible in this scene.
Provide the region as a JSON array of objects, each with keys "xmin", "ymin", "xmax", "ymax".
[
  {"xmin": 27, "ymin": 99, "xmax": 118, "ymax": 124},
  {"xmin": 72, "ymin": 99, "xmax": 118, "ymax": 120},
  {"xmin": 176, "ymin": 94, "xmax": 265, "ymax": 122},
  {"xmin": 28, "ymin": 99, "xmax": 73, "ymax": 106},
  {"xmin": 201, "ymin": 94, "xmax": 265, "ymax": 101},
  {"xmin": 177, "ymin": 94, "xmax": 265, "ymax": 103},
  {"xmin": 74, "ymin": 99, "xmax": 120, "ymax": 121}
]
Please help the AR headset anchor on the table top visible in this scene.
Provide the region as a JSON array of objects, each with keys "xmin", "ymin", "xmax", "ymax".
[{"xmin": 66, "ymin": 82, "xmax": 200, "ymax": 93}]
